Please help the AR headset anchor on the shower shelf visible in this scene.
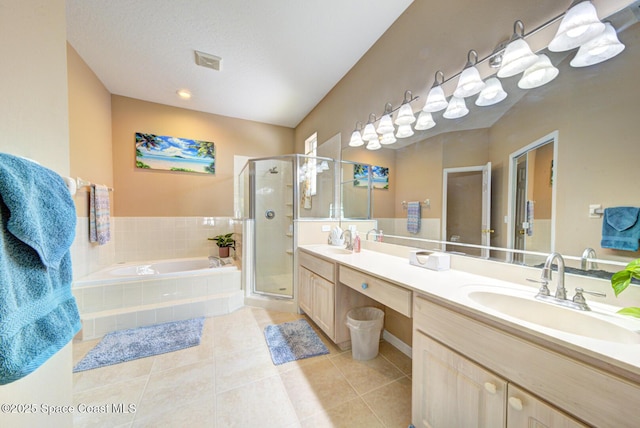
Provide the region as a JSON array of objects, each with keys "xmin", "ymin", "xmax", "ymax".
[
  {"xmin": 286, "ymin": 232, "xmax": 293, "ymax": 237},
  {"xmin": 285, "ymin": 249, "xmax": 293, "ymax": 255}
]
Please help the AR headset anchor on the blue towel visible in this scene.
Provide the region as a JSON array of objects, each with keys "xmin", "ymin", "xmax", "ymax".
[
  {"xmin": 407, "ymin": 201, "xmax": 421, "ymax": 234},
  {"xmin": 0, "ymin": 153, "xmax": 81, "ymax": 385},
  {"xmin": 601, "ymin": 206, "xmax": 640, "ymax": 251}
]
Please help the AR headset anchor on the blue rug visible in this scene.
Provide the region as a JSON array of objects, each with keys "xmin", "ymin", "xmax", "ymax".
[
  {"xmin": 73, "ymin": 317, "xmax": 205, "ymax": 372},
  {"xmin": 264, "ymin": 319, "xmax": 329, "ymax": 365}
]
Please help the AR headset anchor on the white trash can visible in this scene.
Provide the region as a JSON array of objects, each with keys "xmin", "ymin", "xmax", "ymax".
[{"xmin": 346, "ymin": 307, "xmax": 384, "ymax": 360}]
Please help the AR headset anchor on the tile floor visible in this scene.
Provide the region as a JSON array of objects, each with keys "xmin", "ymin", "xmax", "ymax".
[{"xmin": 72, "ymin": 306, "xmax": 413, "ymax": 427}]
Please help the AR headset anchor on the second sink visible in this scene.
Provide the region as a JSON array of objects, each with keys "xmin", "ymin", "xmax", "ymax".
[{"xmin": 463, "ymin": 286, "xmax": 640, "ymax": 344}]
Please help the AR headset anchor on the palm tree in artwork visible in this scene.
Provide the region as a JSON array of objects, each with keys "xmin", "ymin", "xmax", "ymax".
[
  {"xmin": 193, "ymin": 140, "xmax": 214, "ymax": 158},
  {"xmin": 135, "ymin": 133, "xmax": 161, "ymax": 156},
  {"xmin": 192, "ymin": 140, "xmax": 216, "ymax": 174}
]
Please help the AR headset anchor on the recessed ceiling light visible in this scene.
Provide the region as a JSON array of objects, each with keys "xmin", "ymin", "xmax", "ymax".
[{"xmin": 177, "ymin": 89, "xmax": 192, "ymax": 100}]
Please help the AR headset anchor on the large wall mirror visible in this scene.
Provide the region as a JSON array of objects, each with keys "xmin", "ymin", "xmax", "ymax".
[{"xmin": 341, "ymin": 3, "xmax": 640, "ymax": 277}]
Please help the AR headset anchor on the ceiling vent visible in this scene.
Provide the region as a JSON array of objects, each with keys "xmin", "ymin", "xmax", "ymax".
[{"xmin": 194, "ymin": 50, "xmax": 222, "ymax": 71}]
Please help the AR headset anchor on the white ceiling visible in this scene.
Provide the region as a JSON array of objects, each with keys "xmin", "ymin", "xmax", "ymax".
[{"xmin": 65, "ymin": 0, "xmax": 414, "ymax": 128}]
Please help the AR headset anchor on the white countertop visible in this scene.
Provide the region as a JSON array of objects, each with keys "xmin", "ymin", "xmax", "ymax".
[{"xmin": 299, "ymin": 244, "xmax": 640, "ymax": 381}]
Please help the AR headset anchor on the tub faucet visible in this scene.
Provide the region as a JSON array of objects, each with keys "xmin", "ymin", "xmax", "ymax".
[
  {"xmin": 540, "ymin": 252, "xmax": 567, "ymax": 300},
  {"xmin": 341, "ymin": 230, "xmax": 353, "ymax": 251},
  {"xmin": 208, "ymin": 256, "xmax": 222, "ymax": 268},
  {"xmin": 581, "ymin": 247, "xmax": 599, "ymax": 271}
]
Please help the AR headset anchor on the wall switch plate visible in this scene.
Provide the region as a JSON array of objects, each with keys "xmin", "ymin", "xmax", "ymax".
[{"xmin": 321, "ymin": 225, "xmax": 331, "ymax": 232}]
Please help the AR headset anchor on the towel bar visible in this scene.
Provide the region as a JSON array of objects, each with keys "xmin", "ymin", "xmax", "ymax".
[
  {"xmin": 402, "ymin": 199, "xmax": 430, "ymax": 209},
  {"xmin": 76, "ymin": 177, "xmax": 114, "ymax": 192}
]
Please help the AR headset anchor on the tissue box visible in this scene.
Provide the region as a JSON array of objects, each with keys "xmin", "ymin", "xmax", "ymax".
[{"xmin": 409, "ymin": 251, "xmax": 450, "ymax": 271}]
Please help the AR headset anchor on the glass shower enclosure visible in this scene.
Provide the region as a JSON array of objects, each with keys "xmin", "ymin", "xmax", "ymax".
[{"xmin": 238, "ymin": 155, "xmax": 338, "ymax": 300}]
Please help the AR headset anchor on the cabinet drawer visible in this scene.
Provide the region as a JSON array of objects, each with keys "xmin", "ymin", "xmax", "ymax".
[
  {"xmin": 339, "ymin": 266, "xmax": 412, "ymax": 317},
  {"xmin": 298, "ymin": 250, "xmax": 335, "ymax": 282}
]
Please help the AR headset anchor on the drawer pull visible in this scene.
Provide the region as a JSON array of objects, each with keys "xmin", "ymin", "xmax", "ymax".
[
  {"xmin": 483, "ymin": 382, "xmax": 496, "ymax": 394},
  {"xmin": 508, "ymin": 397, "xmax": 523, "ymax": 411},
  {"xmin": 361, "ymin": 282, "xmax": 369, "ymax": 290}
]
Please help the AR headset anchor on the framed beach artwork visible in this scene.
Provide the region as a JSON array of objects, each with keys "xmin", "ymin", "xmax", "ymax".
[
  {"xmin": 135, "ymin": 132, "xmax": 215, "ymax": 174},
  {"xmin": 353, "ymin": 164, "xmax": 389, "ymax": 189}
]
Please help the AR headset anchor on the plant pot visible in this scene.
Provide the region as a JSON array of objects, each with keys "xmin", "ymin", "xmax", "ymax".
[{"xmin": 218, "ymin": 246, "xmax": 230, "ymax": 258}]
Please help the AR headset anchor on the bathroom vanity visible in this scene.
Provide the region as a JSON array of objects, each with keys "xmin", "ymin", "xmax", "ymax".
[{"xmin": 297, "ymin": 244, "xmax": 640, "ymax": 428}]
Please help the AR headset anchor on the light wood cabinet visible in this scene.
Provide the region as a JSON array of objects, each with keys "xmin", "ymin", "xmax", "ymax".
[
  {"xmin": 298, "ymin": 265, "xmax": 335, "ymax": 339},
  {"xmin": 412, "ymin": 293, "xmax": 632, "ymax": 428},
  {"xmin": 506, "ymin": 384, "xmax": 587, "ymax": 428},
  {"xmin": 412, "ymin": 331, "xmax": 506, "ymax": 428},
  {"xmin": 339, "ymin": 265, "xmax": 412, "ymax": 317}
]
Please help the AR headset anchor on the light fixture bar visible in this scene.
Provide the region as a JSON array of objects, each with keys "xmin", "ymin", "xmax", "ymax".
[{"xmin": 438, "ymin": 12, "xmax": 568, "ymax": 88}]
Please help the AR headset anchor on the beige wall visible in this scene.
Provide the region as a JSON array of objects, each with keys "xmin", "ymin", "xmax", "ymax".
[
  {"xmin": 0, "ymin": 1, "xmax": 73, "ymax": 427},
  {"xmin": 67, "ymin": 43, "xmax": 113, "ymax": 217},
  {"xmin": 111, "ymin": 96, "xmax": 294, "ymax": 217}
]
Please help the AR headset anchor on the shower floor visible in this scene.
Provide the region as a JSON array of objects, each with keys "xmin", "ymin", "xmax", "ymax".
[{"xmin": 256, "ymin": 273, "xmax": 293, "ymax": 297}]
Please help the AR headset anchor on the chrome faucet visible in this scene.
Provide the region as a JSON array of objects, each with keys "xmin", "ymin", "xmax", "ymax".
[
  {"xmin": 366, "ymin": 228, "xmax": 379, "ymax": 241},
  {"xmin": 580, "ymin": 247, "xmax": 599, "ymax": 271},
  {"xmin": 531, "ymin": 252, "xmax": 606, "ymax": 311},
  {"xmin": 541, "ymin": 252, "xmax": 566, "ymax": 300},
  {"xmin": 341, "ymin": 230, "xmax": 353, "ymax": 251}
]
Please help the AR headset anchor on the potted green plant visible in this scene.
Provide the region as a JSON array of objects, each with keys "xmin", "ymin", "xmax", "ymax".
[
  {"xmin": 611, "ymin": 258, "xmax": 640, "ymax": 318},
  {"xmin": 208, "ymin": 232, "xmax": 235, "ymax": 258}
]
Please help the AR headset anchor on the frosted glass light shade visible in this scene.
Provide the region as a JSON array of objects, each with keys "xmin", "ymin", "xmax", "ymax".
[
  {"xmin": 475, "ymin": 78, "xmax": 507, "ymax": 106},
  {"xmin": 443, "ymin": 96, "xmax": 469, "ymax": 119},
  {"xmin": 454, "ymin": 66, "xmax": 486, "ymax": 98},
  {"xmin": 348, "ymin": 130, "xmax": 364, "ymax": 147},
  {"xmin": 377, "ymin": 113, "xmax": 395, "ymax": 134},
  {"xmin": 414, "ymin": 111, "xmax": 436, "ymax": 130},
  {"xmin": 394, "ymin": 103, "xmax": 416, "ymax": 125},
  {"xmin": 380, "ymin": 132, "xmax": 397, "ymax": 145},
  {"xmin": 395, "ymin": 124, "xmax": 414, "ymax": 138},
  {"xmin": 422, "ymin": 85, "xmax": 448, "ymax": 112},
  {"xmin": 518, "ymin": 54, "xmax": 559, "ymax": 89},
  {"xmin": 570, "ymin": 22, "xmax": 625, "ymax": 67},
  {"xmin": 548, "ymin": 1, "xmax": 605, "ymax": 52},
  {"xmin": 366, "ymin": 138, "xmax": 381, "ymax": 150},
  {"xmin": 361, "ymin": 123, "xmax": 378, "ymax": 141},
  {"xmin": 497, "ymin": 38, "xmax": 539, "ymax": 78}
]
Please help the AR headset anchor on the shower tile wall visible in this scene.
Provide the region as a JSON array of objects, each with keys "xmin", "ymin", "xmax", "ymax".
[{"xmin": 71, "ymin": 216, "xmax": 237, "ymax": 279}]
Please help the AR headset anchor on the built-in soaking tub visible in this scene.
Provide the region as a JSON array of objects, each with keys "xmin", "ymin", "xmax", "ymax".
[{"xmin": 72, "ymin": 257, "xmax": 243, "ymax": 340}]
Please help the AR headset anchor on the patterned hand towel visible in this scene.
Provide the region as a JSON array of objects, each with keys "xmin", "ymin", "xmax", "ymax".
[
  {"xmin": 89, "ymin": 184, "xmax": 111, "ymax": 245},
  {"xmin": 601, "ymin": 207, "xmax": 640, "ymax": 251},
  {"xmin": 0, "ymin": 153, "xmax": 81, "ymax": 385},
  {"xmin": 407, "ymin": 201, "xmax": 421, "ymax": 234}
]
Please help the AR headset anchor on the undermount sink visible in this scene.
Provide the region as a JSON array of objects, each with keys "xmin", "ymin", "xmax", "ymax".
[{"xmin": 463, "ymin": 286, "xmax": 640, "ymax": 344}]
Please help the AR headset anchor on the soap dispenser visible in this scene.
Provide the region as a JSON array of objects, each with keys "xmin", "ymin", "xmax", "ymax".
[{"xmin": 353, "ymin": 231, "xmax": 361, "ymax": 253}]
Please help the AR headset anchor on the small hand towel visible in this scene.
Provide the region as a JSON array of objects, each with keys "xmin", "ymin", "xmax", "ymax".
[
  {"xmin": 601, "ymin": 206, "xmax": 640, "ymax": 251},
  {"xmin": 89, "ymin": 184, "xmax": 111, "ymax": 245},
  {"xmin": 407, "ymin": 201, "xmax": 421, "ymax": 234},
  {"xmin": 526, "ymin": 200, "xmax": 534, "ymax": 237}
]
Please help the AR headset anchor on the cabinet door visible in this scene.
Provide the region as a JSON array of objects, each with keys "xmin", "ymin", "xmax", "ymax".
[
  {"xmin": 412, "ymin": 330, "xmax": 506, "ymax": 428},
  {"xmin": 298, "ymin": 266, "xmax": 313, "ymax": 316},
  {"xmin": 506, "ymin": 384, "xmax": 587, "ymax": 428},
  {"xmin": 312, "ymin": 274, "xmax": 335, "ymax": 338}
]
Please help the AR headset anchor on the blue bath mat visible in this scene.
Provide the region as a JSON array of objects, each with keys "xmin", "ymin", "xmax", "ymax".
[
  {"xmin": 73, "ymin": 317, "xmax": 205, "ymax": 372},
  {"xmin": 264, "ymin": 319, "xmax": 329, "ymax": 365}
]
